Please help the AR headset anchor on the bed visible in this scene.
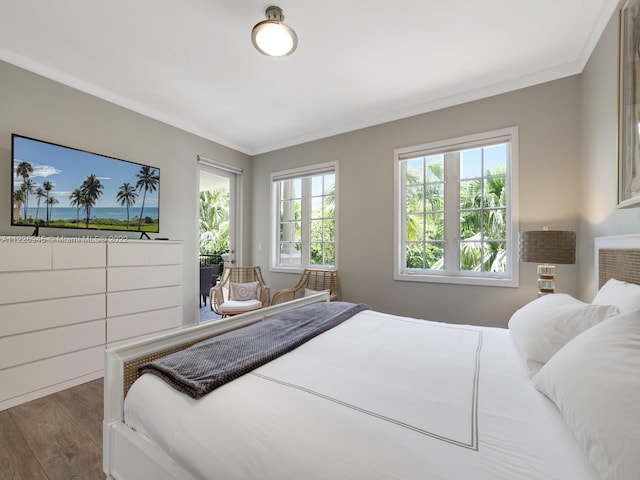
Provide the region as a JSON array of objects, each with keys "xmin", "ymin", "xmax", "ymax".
[{"xmin": 103, "ymin": 235, "xmax": 640, "ymax": 480}]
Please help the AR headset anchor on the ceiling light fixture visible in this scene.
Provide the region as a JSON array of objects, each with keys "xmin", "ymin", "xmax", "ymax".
[{"xmin": 251, "ymin": 6, "xmax": 297, "ymax": 57}]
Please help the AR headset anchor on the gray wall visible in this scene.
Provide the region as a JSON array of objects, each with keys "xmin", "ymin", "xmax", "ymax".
[
  {"xmin": 578, "ymin": 7, "xmax": 640, "ymax": 300},
  {"xmin": 252, "ymin": 77, "xmax": 582, "ymax": 328},
  {"xmin": 0, "ymin": 60, "xmax": 252, "ymax": 325}
]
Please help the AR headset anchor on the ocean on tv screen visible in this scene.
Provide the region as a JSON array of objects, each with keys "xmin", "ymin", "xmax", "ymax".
[{"xmin": 13, "ymin": 207, "xmax": 159, "ymax": 232}]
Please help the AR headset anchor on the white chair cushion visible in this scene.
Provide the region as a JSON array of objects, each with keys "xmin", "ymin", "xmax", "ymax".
[{"xmin": 218, "ymin": 299, "xmax": 263, "ymax": 314}]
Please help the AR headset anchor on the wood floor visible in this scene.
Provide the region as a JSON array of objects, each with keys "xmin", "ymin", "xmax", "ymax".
[{"xmin": 0, "ymin": 379, "xmax": 104, "ymax": 480}]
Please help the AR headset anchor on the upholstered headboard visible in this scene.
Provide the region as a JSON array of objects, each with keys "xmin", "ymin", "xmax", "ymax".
[
  {"xmin": 598, "ymin": 249, "xmax": 640, "ymax": 288},
  {"xmin": 595, "ymin": 235, "xmax": 640, "ymax": 290}
]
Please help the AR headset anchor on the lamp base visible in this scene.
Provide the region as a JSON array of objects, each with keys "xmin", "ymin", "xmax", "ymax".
[{"xmin": 537, "ymin": 264, "xmax": 556, "ymax": 296}]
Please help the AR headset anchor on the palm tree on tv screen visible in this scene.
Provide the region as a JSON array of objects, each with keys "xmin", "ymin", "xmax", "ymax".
[
  {"xmin": 15, "ymin": 161, "xmax": 34, "ymax": 223},
  {"xmin": 69, "ymin": 188, "xmax": 83, "ymax": 227},
  {"xmin": 16, "ymin": 161, "xmax": 33, "ymax": 181},
  {"xmin": 43, "ymin": 181, "xmax": 53, "ymax": 224},
  {"xmin": 80, "ymin": 174, "xmax": 104, "ymax": 228},
  {"xmin": 135, "ymin": 166, "xmax": 159, "ymax": 231},
  {"xmin": 116, "ymin": 182, "xmax": 138, "ymax": 230},
  {"xmin": 12, "ymin": 189, "xmax": 24, "ymax": 223},
  {"xmin": 46, "ymin": 196, "xmax": 59, "ymax": 222},
  {"xmin": 20, "ymin": 179, "xmax": 35, "ymax": 221},
  {"xmin": 34, "ymin": 187, "xmax": 46, "ymax": 223}
]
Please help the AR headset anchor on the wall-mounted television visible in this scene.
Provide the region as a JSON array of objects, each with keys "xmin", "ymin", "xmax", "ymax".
[{"xmin": 11, "ymin": 134, "xmax": 160, "ymax": 235}]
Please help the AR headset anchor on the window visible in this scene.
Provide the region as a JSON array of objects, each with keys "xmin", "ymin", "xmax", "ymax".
[
  {"xmin": 394, "ymin": 127, "xmax": 519, "ymax": 286},
  {"xmin": 272, "ymin": 162, "xmax": 337, "ymax": 270}
]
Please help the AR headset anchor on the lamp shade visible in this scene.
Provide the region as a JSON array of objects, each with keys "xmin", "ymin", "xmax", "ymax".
[{"xmin": 519, "ymin": 230, "xmax": 576, "ymax": 265}]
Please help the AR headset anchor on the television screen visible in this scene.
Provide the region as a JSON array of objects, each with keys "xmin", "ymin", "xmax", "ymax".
[{"xmin": 11, "ymin": 134, "xmax": 160, "ymax": 234}]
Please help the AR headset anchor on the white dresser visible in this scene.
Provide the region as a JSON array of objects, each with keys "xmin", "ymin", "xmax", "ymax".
[
  {"xmin": 106, "ymin": 241, "xmax": 183, "ymax": 344},
  {"xmin": 0, "ymin": 237, "xmax": 183, "ymax": 410}
]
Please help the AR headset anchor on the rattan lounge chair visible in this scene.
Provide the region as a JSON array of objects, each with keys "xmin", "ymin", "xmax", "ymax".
[
  {"xmin": 210, "ymin": 266, "xmax": 270, "ymax": 317},
  {"xmin": 271, "ymin": 269, "xmax": 340, "ymax": 305}
]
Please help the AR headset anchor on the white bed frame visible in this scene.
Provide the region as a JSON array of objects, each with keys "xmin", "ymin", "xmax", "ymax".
[
  {"xmin": 104, "ymin": 233, "xmax": 640, "ymax": 479},
  {"xmin": 103, "ymin": 293, "xmax": 330, "ymax": 480}
]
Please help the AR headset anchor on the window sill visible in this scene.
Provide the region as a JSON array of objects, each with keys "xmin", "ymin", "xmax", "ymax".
[
  {"xmin": 394, "ymin": 272, "xmax": 518, "ymax": 288},
  {"xmin": 271, "ymin": 265, "xmax": 337, "ymax": 274}
]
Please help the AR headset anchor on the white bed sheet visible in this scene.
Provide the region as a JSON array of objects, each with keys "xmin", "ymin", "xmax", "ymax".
[{"xmin": 124, "ymin": 310, "xmax": 599, "ymax": 480}]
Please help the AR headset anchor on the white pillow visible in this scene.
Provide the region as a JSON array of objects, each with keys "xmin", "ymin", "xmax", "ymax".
[
  {"xmin": 229, "ymin": 281, "xmax": 259, "ymax": 301},
  {"xmin": 593, "ymin": 278, "xmax": 640, "ymax": 312},
  {"xmin": 533, "ymin": 310, "xmax": 640, "ymax": 480},
  {"xmin": 508, "ymin": 294, "xmax": 619, "ymax": 377}
]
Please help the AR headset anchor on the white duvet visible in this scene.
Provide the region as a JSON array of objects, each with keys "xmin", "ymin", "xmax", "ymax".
[{"xmin": 125, "ymin": 310, "xmax": 599, "ymax": 480}]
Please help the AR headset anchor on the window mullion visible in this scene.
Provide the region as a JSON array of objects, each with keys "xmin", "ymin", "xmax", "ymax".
[
  {"xmin": 443, "ymin": 152, "xmax": 460, "ymax": 273},
  {"xmin": 400, "ymin": 166, "xmax": 408, "ymax": 270},
  {"xmin": 301, "ymin": 176, "xmax": 311, "ymax": 266}
]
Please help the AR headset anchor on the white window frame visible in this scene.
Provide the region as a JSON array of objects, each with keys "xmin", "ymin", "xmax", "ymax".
[
  {"xmin": 271, "ymin": 161, "xmax": 338, "ymax": 273},
  {"xmin": 394, "ymin": 127, "xmax": 519, "ymax": 287}
]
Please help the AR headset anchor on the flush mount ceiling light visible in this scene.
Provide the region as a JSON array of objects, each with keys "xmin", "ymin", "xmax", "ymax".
[{"xmin": 251, "ymin": 6, "xmax": 298, "ymax": 57}]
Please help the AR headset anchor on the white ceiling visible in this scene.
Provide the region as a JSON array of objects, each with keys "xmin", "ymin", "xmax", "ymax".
[{"xmin": 0, "ymin": 0, "xmax": 619, "ymax": 155}]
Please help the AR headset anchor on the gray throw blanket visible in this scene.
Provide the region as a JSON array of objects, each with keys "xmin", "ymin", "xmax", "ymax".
[{"xmin": 139, "ymin": 301, "xmax": 370, "ymax": 399}]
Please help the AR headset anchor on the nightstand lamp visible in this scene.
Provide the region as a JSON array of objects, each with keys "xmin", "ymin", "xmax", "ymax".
[{"xmin": 519, "ymin": 228, "xmax": 576, "ymax": 295}]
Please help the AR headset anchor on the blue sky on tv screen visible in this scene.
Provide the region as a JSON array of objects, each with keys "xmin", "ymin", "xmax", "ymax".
[{"xmin": 13, "ymin": 136, "xmax": 159, "ymax": 209}]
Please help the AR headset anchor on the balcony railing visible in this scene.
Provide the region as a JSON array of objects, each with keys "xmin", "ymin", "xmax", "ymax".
[{"xmin": 199, "ymin": 253, "xmax": 225, "ymax": 267}]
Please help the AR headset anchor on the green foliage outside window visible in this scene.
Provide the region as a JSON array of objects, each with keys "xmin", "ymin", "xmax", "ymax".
[
  {"xmin": 310, "ymin": 175, "xmax": 335, "ymax": 265},
  {"xmin": 404, "ymin": 146, "xmax": 507, "ymax": 273},
  {"xmin": 278, "ymin": 173, "xmax": 335, "ymax": 267},
  {"xmin": 199, "ymin": 188, "xmax": 230, "ymax": 255}
]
